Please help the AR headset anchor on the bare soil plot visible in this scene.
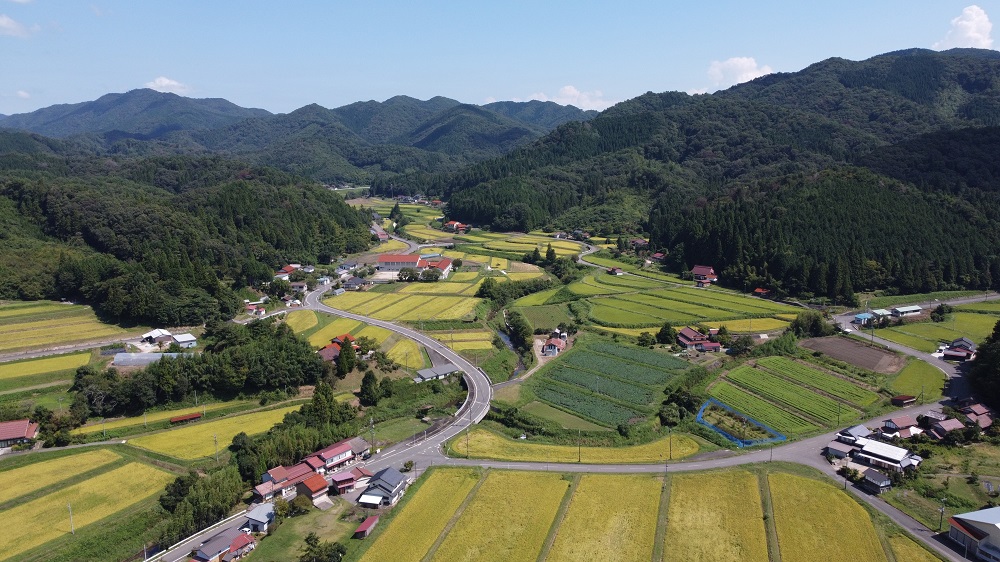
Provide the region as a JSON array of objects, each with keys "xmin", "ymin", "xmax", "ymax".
[{"xmin": 799, "ymin": 337, "xmax": 904, "ymax": 374}]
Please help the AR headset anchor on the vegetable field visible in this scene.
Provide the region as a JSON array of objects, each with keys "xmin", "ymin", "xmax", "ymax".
[
  {"xmin": 548, "ymin": 366, "xmax": 655, "ymax": 404},
  {"xmin": 726, "ymin": 366, "xmax": 860, "ymax": 426},
  {"xmin": 755, "ymin": 357, "xmax": 880, "ymax": 407},
  {"xmin": 534, "ymin": 382, "xmax": 646, "ymax": 426},
  {"xmin": 708, "ymin": 381, "xmax": 819, "ymax": 435}
]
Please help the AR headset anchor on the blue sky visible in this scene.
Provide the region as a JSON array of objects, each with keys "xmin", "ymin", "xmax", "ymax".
[{"xmin": 1, "ymin": 1, "xmax": 999, "ymax": 115}]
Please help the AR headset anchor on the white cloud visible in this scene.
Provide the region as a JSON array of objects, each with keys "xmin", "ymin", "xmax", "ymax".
[
  {"xmin": 512, "ymin": 85, "xmax": 617, "ymax": 111},
  {"xmin": 707, "ymin": 57, "xmax": 773, "ymax": 88},
  {"xmin": 144, "ymin": 76, "xmax": 190, "ymax": 94},
  {"xmin": 15, "ymin": 89, "xmax": 29, "ymax": 99},
  {"xmin": 0, "ymin": 14, "xmax": 29, "ymax": 37},
  {"xmin": 933, "ymin": 5, "xmax": 993, "ymax": 49}
]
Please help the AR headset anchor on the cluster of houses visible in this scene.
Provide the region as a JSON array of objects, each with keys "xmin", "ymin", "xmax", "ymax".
[
  {"xmin": 391, "ymin": 194, "xmax": 442, "ymax": 207},
  {"xmin": 376, "ymin": 254, "xmax": 454, "ymax": 279},
  {"xmin": 542, "ymin": 330, "xmax": 569, "ymax": 356},
  {"xmin": 0, "ymin": 418, "xmax": 39, "ymax": 448},
  {"xmin": 141, "ymin": 329, "xmax": 198, "ymax": 349},
  {"xmin": 677, "ymin": 326, "xmax": 722, "ymax": 353},
  {"xmin": 252, "ymin": 436, "xmax": 411, "ymax": 512},
  {"xmin": 943, "ymin": 337, "xmax": 978, "ymax": 361},
  {"xmin": 853, "ymin": 305, "xmax": 925, "ymax": 325},
  {"xmin": 824, "ymin": 425, "xmax": 923, "ymax": 493}
]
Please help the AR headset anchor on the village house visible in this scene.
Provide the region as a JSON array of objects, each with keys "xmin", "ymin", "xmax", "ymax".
[
  {"xmin": 607, "ymin": 267, "xmax": 625, "ymax": 276},
  {"xmin": 752, "ymin": 287, "xmax": 771, "ymax": 297},
  {"xmin": 891, "ymin": 305, "xmax": 923, "ymax": 317},
  {"xmin": 949, "ymin": 506, "xmax": 1000, "ymax": 561},
  {"xmin": 961, "ymin": 403, "xmax": 995, "ymax": 429},
  {"xmin": 414, "ymin": 363, "xmax": 460, "ymax": 383},
  {"xmin": 244, "ymin": 503, "xmax": 274, "ymax": 534},
  {"xmin": 377, "ymin": 254, "xmax": 453, "ymax": 278},
  {"xmin": 297, "ymin": 473, "xmax": 332, "ymax": 507},
  {"xmin": 318, "ymin": 342, "xmax": 341, "ymax": 362},
  {"xmin": 882, "ymin": 415, "xmax": 922, "ymax": 439},
  {"xmin": 650, "ymin": 252, "xmax": 665, "ymax": 262},
  {"xmin": 854, "ymin": 439, "xmax": 922, "ymax": 472},
  {"xmin": 690, "ymin": 265, "xmax": 718, "ymax": 285},
  {"xmin": 0, "ymin": 419, "xmax": 39, "ymax": 448},
  {"xmin": 357, "ymin": 467, "xmax": 409, "ymax": 508},
  {"xmin": 676, "ymin": 326, "xmax": 719, "ymax": 351},
  {"xmin": 443, "ymin": 220, "xmax": 467, "ymax": 232},
  {"xmin": 344, "ymin": 276, "xmax": 370, "ymax": 291},
  {"xmin": 192, "ymin": 527, "xmax": 256, "ymax": 562},
  {"xmin": 862, "ymin": 468, "xmax": 893, "ymax": 495},
  {"xmin": 542, "ymin": 337, "xmax": 566, "ymax": 356},
  {"xmin": 944, "ymin": 337, "xmax": 977, "ymax": 361},
  {"xmin": 929, "ymin": 418, "xmax": 967, "ymax": 440}
]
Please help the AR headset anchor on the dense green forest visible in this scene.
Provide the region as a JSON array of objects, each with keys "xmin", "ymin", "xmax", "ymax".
[{"xmin": 0, "ymin": 144, "xmax": 371, "ymax": 324}]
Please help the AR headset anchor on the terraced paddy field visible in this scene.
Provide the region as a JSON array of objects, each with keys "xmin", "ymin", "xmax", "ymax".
[
  {"xmin": 665, "ymin": 471, "xmax": 768, "ymax": 561},
  {"xmin": 327, "ymin": 292, "xmax": 481, "ymax": 322},
  {"xmin": 513, "ymin": 287, "xmax": 562, "ymax": 306},
  {"xmin": 448, "ymin": 271, "xmax": 481, "ymax": 282},
  {"xmin": 429, "ymin": 471, "xmax": 569, "ymax": 562},
  {"xmin": 128, "ymin": 404, "xmax": 301, "ymax": 460},
  {"xmin": 701, "ymin": 317, "xmax": 790, "ymax": 332},
  {"xmin": 547, "ymin": 474, "xmax": 661, "ymax": 562},
  {"xmin": 769, "ymin": 472, "xmax": 887, "ymax": 562},
  {"xmin": 874, "ymin": 312, "xmax": 997, "ymax": 352},
  {"xmin": 0, "ymin": 462, "xmax": 174, "ymax": 562},
  {"xmin": 452, "ymin": 427, "xmax": 698, "ymax": 463},
  {"xmin": 403, "ymin": 225, "xmax": 453, "ymax": 241},
  {"xmin": 305, "ymin": 317, "xmax": 363, "ymax": 348},
  {"xmin": 71, "ymin": 401, "xmax": 249, "ymax": 435},
  {"xmin": 0, "ymin": 301, "xmax": 133, "ymax": 353}
]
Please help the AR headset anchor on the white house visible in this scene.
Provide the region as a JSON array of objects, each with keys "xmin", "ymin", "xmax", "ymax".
[{"xmin": 891, "ymin": 305, "xmax": 923, "ymax": 317}]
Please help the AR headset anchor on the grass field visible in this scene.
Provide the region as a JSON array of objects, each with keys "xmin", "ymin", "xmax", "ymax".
[
  {"xmin": 430, "ymin": 471, "xmax": 568, "ymax": 562},
  {"xmin": 892, "ymin": 360, "xmax": 946, "ymax": 401},
  {"xmin": 387, "ymin": 338, "xmax": 425, "ymax": 369},
  {"xmin": 0, "ymin": 462, "xmax": 174, "ymax": 562},
  {"xmin": 284, "ymin": 310, "xmax": 318, "ymax": 333},
  {"xmin": 520, "ymin": 401, "xmax": 609, "ymax": 431},
  {"xmin": 128, "ymin": 405, "xmax": 300, "ymax": 460},
  {"xmin": 702, "ymin": 318, "xmax": 790, "ymax": 332},
  {"xmin": 0, "ymin": 302, "xmax": 131, "ymax": 353},
  {"xmin": 306, "ymin": 317, "xmax": 362, "ymax": 348},
  {"xmin": 453, "ymin": 428, "xmax": 698, "ymax": 463},
  {"xmin": 359, "ymin": 468, "xmax": 480, "ymax": 562},
  {"xmin": 876, "ymin": 312, "xmax": 997, "ymax": 352},
  {"xmin": 769, "ymin": 472, "xmax": 887, "ymax": 562},
  {"xmin": 0, "ymin": 352, "xmax": 91, "ymax": 380},
  {"xmin": 0, "ymin": 449, "xmax": 121, "ymax": 505},
  {"xmin": 665, "ymin": 471, "xmax": 768, "ymax": 561},
  {"xmin": 547, "ymin": 474, "xmax": 660, "ymax": 562},
  {"xmin": 70, "ymin": 401, "xmax": 248, "ymax": 435}
]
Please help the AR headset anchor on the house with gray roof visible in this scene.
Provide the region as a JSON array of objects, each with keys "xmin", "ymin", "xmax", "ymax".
[
  {"xmin": 414, "ymin": 363, "xmax": 460, "ymax": 383},
  {"xmin": 357, "ymin": 467, "xmax": 409, "ymax": 507}
]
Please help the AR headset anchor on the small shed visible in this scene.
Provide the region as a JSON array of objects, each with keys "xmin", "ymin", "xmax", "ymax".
[
  {"xmin": 853, "ymin": 312, "xmax": 874, "ymax": 325},
  {"xmin": 354, "ymin": 515, "xmax": 379, "ymax": 539},
  {"xmin": 825, "ymin": 440, "xmax": 854, "ymax": 459},
  {"xmin": 891, "ymin": 305, "xmax": 922, "ymax": 317},
  {"xmin": 863, "ymin": 468, "xmax": 892, "ymax": 494},
  {"xmin": 891, "ymin": 395, "xmax": 916, "ymax": 407}
]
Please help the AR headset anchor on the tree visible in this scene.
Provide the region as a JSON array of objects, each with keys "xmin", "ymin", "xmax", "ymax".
[
  {"xmin": 398, "ymin": 267, "xmax": 419, "ymax": 282},
  {"xmin": 403, "ymin": 460, "xmax": 415, "ymax": 472},
  {"xmin": 419, "ymin": 268, "xmax": 442, "ymax": 282},
  {"xmin": 379, "ymin": 376, "xmax": 394, "ymax": 399},
  {"xmin": 530, "ymin": 247, "xmax": 542, "ymax": 264},
  {"xmin": 656, "ymin": 322, "xmax": 677, "ymax": 344},
  {"xmin": 637, "ymin": 332, "xmax": 656, "ymax": 347},
  {"xmin": 545, "ymin": 243, "xmax": 556, "ymax": 264},
  {"xmin": 359, "ymin": 370, "xmax": 380, "ymax": 407},
  {"xmin": 971, "ymin": 318, "xmax": 1000, "ymax": 406},
  {"xmin": 729, "ymin": 335, "xmax": 755, "ymax": 356},
  {"xmin": 290, "ymin": 494, "xmax": 312, "ymax": 516},
  {"xmin": 658, "ymin": 403, "xmax": 681, "ymax": 426},
  {"xmin": 300, "ymin": 532, "xmax": 346, "ymax": 562},
  {"xmin": 336, "ymin": 342, "xmax": 357, "ymax": 378}
]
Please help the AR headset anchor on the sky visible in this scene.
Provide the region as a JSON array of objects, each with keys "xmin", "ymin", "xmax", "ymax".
[{"xmin": 1, "ymin": 1, "xmax": 999, "ymax": 115}]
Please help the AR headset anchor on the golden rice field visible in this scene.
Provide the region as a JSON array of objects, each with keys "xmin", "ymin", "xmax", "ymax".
[
  {"xmin": 665, "ymin": 471, "xmax": 768, "ymax": 561},
  {"xmin": 359, "ymin": 468, "xmax": 481, "ymax": 562},
  {"xmin": 0, "ymin": 351, "xmax": 90, "ymax": 380},
  {"xmin": 323, "ymin": 291, "xmax": 383, "ymax": 310},
  {"xmin": 449, "ymin": 341, "xmax": 494, "ymax": 351},
  {"xmin": 454, "ymin": 428, "xmax": 698, "ymax": 463},
  {"xmin": 449, "ymin": 271, "xmax": 480, "ymax": 282},
  {"xmin": 0, "ymin": 449, "xmax": 121, "ymax": 505},
  {"xmin": 430, "ymin": 471, "xmax": 568, "ymax": 562},
  {"xmin": 598, "ymin": 326, "xmax": 661, "ymax": 337},
  {"xmin": 354, "ymin": 325, "xmax": 392, "ymax": 344},
  {"xmin": 397, "ymin": 296, "xmax": 478, "ymax": 321},
  {"xmin": 399, "ymin": 282, "xmax": 474, "ymax": 295},
  {"xmin": 504, "ymin": 272, "xmax": 544, "ymax": 281},
  {"xmin": 547, "ymin": 474, "xmax": 661, "ymax": 562},
  {"xmin": 888, "ymin": 536, "xmax": 940, "ymax": 562},
  {"xmin": 0, "ymin": 462, "xmax": 174, "ymax": 562},
  {"xmin": 701, "ymin": 318, "xmax": 790, "ymax": 332},
  {"xmin": 306, "ymin": 317, "xmax": 362, "ymax": 348},
  {"xmin": 432, "ymin": 297, "xmax": 480, "ymax": 319},
  {"xmin": 71, "ymin": 401, "xmax": 247, "ymax": 435},
  {"xmin": 129, "ymin": 405, "xmax": 300, "ymax": 460},
  {"xmin": 373, "ymin": 239, "xmax": 408, "ymax": 253},
  {"xmin": 404, "ymin": 226, "xmax": 452, "ymax": 241},
  {"xmin": 489, "ymin": 258, "xmax": 509, "ymax": 270},
  {"xmin": 769, "ymin": 473, "xmax": 886, "ymax": 562},
  {"xmin": 430, "ymin": 330, "xmax": 494, "ymax": 342},
  {"xmin": 512, "ymin": 287, "xmax": 561, "ymax": 306},
  {"xmin": 352, "ymin": 293, "xmax": 411, "ymax": 317},
  {"xmin": 387, "ymin": 339, "xmax": 425, "ymax": 369},
  {"xmin": 371, "ymin": 296, "xmax": 428, "ymax": 321},
  {"xmin": 0, "ymin": 303, "xmax": 131, "ymax": 353},
  {"xmin": 284, "ymin": 310, "xmax": 318, "ymax": 333}
]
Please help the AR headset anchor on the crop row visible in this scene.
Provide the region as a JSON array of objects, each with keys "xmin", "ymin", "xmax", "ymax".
[
  {"xmin": 561, "ymin": 350, "xmax": 675, "ymax": 386},
  {"xmin": 599, "ymin": 297, "xmax": 708, "ymax": 323},
  {"xmin": 547, "ymin": 366, "xmax": 655, "ymax": 406},
  {"xmin": 588, "ymin": 303, "xmax": 663, "ymax": 327},
  {"xmin": 672, "ymin": 287, "xmax": 796, "ymax": 313},
  {"xmin": 755, "ymin": 357, "xmax": 879, "ymax": 407},
  {"xmin": 615, "ymin": 293, "xmax": 734, "ymax": 319},
  {"xmin": 645, "ymin": 289, "xmax": 777, "ymax": 316},
  {"xmin": 534, "ymin": 382, "xmax": 647, "ymax": 427},
  {"xmin": 727, "ymin": 366, "xmax": 858, "ymax": 426},
  {"xmin": 708, "ymin": 381, "xmax": 818, "ymax": 435},
  {"xmin": 587, "ymin": 341, "xmax": 689, "ymax": 370},
  {"xmin": 592, "ymin": 273, "xmax": 664, "ymax": 289}
]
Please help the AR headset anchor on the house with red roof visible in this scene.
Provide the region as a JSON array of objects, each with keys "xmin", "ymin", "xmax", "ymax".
[
  {"xmin": 354, "ymin": 515, "xmax": 380, "ymax": 539},
  {"xmin": 297, "ymin": 473, "xmax": 331, "ymax": 506},
  {"xmin": 677, "ymin": 327, "xmax": 709, "ymax": 350},
  {"xmin": 318, "ymin": 342, "xmax": 341, "ymax": 362},
  {"xmin": 961, "ymin": 403, "xmax": 994, "ymax": 429},
  {"xmin": 542, "ymin": 337, "xmax": 567, "ymax": 356},
  {"xmin": 650, "ymin": 252, "xmax": 665, "ymax": 262},
  {"xmin": 929, "ymin": 418, "xmax": 967, "ymax": 440},
  {"xmin": 330, "ymin": 471, "xmax": 356, "ymax": 494},
  {"xmin": 377, "ymin": 254, "xmax": 453, "ymax": 278},
  {"xmin": 0, "ymin": 419, "xmax": 39, "ymax": 448},
  {"xmin": 607, "ymin": 267, "xmax": 624, "ymax": 276},
  {"xmin": 691, "ymin": 265, "xmax": 718, "ymax": 287},
  {"xmin": 309, "ymin": 438, "xmax": 355, "ymax": 472},
  {"xmin": 444, "ymin": 220, "xmax": 467, "ymax": 232}
]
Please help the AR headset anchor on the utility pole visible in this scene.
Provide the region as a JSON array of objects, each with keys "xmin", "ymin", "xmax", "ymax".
[
  {"xmin": 214, "ymin": 434, "xmax": 219, "ymax": 462},
  {"xmin": 369, "ymin": 417, "xmax": 375, "ymax": 454},
  {"xmin": 770, "ymin": 444, "xmax": 773, "ymax": 463},
  {"xmin": 194, "ymin": 390, "xmax": 198, "ymax": 406},
  {"xmin": 143, "ymin": 410, "xmax": 147, "ymax": 428},
  {"xmin": 68, "ymin": 503, "xmax": 75, "ymax": 534},
  {"xmin": 578, "ymin": 428, "xmax": 581, "ymax": 463},
  {"xmin": 102, "ymin": 418, "xmax": 106, "ymax": 439},
  {"xmin": 669, "ymin": 426, "xmax": 673, "ymax": 460}
]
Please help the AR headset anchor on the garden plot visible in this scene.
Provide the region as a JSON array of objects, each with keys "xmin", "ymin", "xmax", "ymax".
[
  {"xmin": 708, "ymin": 381, "xmax": 819, "ymax": 435},
  {"xmin": 586, "ymin": 341, "xmax": 688, "ymax": 370},
  {"xmin": 548, "ymin": 366, "xmax": 656, "ymax": 405},
  {"xmin": 726, "ymin": 366, "xmax": 860, "ymax": 426},
  {"xmin": 534, "ymin": 382, "xmax": 647, "ymax": 427},
  {"xmin": 755, "ymin": 356, "xmax": 880, "ymax": 407}
]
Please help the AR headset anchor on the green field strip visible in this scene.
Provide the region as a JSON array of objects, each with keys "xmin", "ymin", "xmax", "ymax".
[
  {"xmin": 547, "ymin": 365, "xmax": 657, "ymax": 406},
  {"xmin": 588, "ymin": 303, "xmax": 663, "ymax": 327},
  {"xmin": 708, "ymin": 381, "xmax": 818, "ymax": 435},
  {"xmin": 726, "ymin": 366, "xmax": 860, "ymax": 426},
  {"xmin": 533, "ymin": 380, "xmax": 647, "ymax": 427},
  {"xmin": 755, "ymin": 357, "xmax": 880, "ymax": 407}
]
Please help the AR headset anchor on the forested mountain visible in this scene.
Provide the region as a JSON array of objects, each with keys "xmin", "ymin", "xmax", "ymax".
[
  {"xmin": 331, "ymin": 95, "xmax": 463, "ymax": 143},
  {"xmin": 0, "ymin": 132, "xmax": 371, "ymax": 324},
  {"xmin": 482, "ymin": 100, "xmax": 598, "ymax": 130},
  {"xmin": 0, "ymin": 89, "xmax": 271, "ymax": 139},
  {"xmin": 411, "ymin": 48, "xmax": 1000, "ymax": 300}
]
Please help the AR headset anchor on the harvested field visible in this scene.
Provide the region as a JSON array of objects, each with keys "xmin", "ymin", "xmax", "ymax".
[
  {"xmin": 430, "ymin": 471, "xmax": 567, "ymax": 562},
  {"xmin": 547, "ymin": 474, "xmax": 661, "ymax": 562},
  {"xmin": 359, "ymin": 468, "xmax": 480, "ymax": 562},
  {"xmin": 665, "ymin": 471, "xmax": 768, "ymax": 561},
  {"xmin": 799, "ymin": 336, "xmax": 904, "ymax": 374}
]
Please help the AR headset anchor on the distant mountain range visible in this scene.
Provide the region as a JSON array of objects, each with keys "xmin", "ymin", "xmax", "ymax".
[{"xmin": 0, "ymin": 90, "xmax": 597, "ymax": 182}]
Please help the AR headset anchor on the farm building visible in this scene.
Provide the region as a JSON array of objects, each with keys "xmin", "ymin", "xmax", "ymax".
[
  {"xmin": 650, "ymin": 252, "xmax": 665, "ymax": 262},
  {"xmin": 853, "ymin": 312, "xmax": 874, "ymax": 325},
  {"xmin": 358, "ymin": 467, "xmax": 409, "ymax": 508},
  {"xmin": 872, "ymin": 308, "xmax": 892, "ymax": 319},
  {"xmin": 862, "ymin": 468, "xmax": 892, "ymax": 495},
  {"xmin": 824, "ymin": 441, "xmax": 854, "ymax": 459},
  {"xmin": 543, "ymin": 337, "xmax": 567, "ymax": 356},
  {"xmin": 0, "ymin": 419, "xmax": 39, "ymax": 447},
  {"xmin": 891, "ymin": 395, "xmax": 917, "ymax": 406},
  {"xmin": 444, "ymin": 220, "xmax": 467, "ymax": 232},
  {"xmin": 607, "ymin": 267, "xmax": 624, "ymax": 276},
  {"xmin": 330, "ymin": 288, "xmax": 346, "ymax": 296},
  {"xmin": 297, "ymin": 473, "xmax": 332, "ymax": 507},
  {"xmin": 112, "ymin": 353, "xmax": 186, "ymax": 367},
  {"xmin": 891, "ymin": 305, "xmax": 922, "ymax": 317},
  {"xmin": 415, "ymin": 363, "xmax": 460, "ymax": 383},
  {"xmin": 752, "ymin": 287, "xmax": 771, "ymax": 297},
  {"xmin": 929, "ymin": 418, "xmax": 967, "ymax": 440},
  {"xmin": 949, "ymin": 506, "xmax": 1000, "ymax": 561},
  {"xmin": 354, "ymin": 515, "xmax": 380, "ymax": 539},
  {"xmin": 141, "ymin": 328, "xmax": 173, "ymax": 344},
  {"xmin": 838, "ymin": 424, "xmax": 873, "ymax": 442},
  {"xmin": 172, "ymin": 333, "xmax": 197, "ymax": 348},
  {"xmin": 944, "ymin": 337, "xmax": 978, "ymax": 361},
  {"xmin": 245, "ymin": 503, "xmax": 274, "ymax": 533},
  {"xmin": 854, "ymin": 439, "xmax": 922, "ymax": 472}
]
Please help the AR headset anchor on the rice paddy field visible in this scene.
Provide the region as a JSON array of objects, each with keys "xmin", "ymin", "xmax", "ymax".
[
  {"xmin": 452, "ymin": 427, "xmax": 698, "ymax": 463},
  {"xmin": 664, "ymin": 471, "xmax": 768, "ymax": 562},
  {"xmin": 768, "ymin": 472, "xmax": 887, "ymax": 562},
  {"xmin": 305, "ymin": 317, "xmax": 363, "ymax": 348},
  {"xmin": 874, "ymin": 312, "xmax": 997, "ymax": 352},
  {"xmin": 0, "ymin": 462, "xmax": 174, "ymax": 562},
  {"xmin": 387, "ymin": 338, "xmax": 426, "ymax": 369},
  {"xmin": 128, "ymin": 404, "xmax": 301, "ymax": 460},
  {"xmin": 325, "ymin": 291, "xmax": 481, "ymax": 323},
  {"xmin": 431, "ymin": 329, "xmax": 494, "ymax": 352},
  {"xmin": 372, "ymin": 239, "xmax": 409, "ymax": 253},
  {"xmin": 0, "ymin": 301, "xmax": 133, "ymax": 353},
  {"xmin": 547, "ymin": 474, "xmax": 661, "ymax": 562},
  {"xmin": 0, "ymin": 449, "xmax": 121, "ymax": 505},
  {"xmin": 0, "ymin": 351, "xmax": 92, "ymax": 393},
  {"xmin": 284, "ymin": 309, "xmax": 318, "ymax": 333},
  {"xmin": 358, "ymin": 468, "xmax": 482, "ymax": 562},
  {"xmin": 70, "ymin": 401, "xmax": 248, "ymax": 435},
  {"xmin": 429, "ymin": 471, "xmax": 569, "ymax": 562},
  {"xmin": 360, "ymin": 467, "xmax": 936, "ymax": 562}
]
